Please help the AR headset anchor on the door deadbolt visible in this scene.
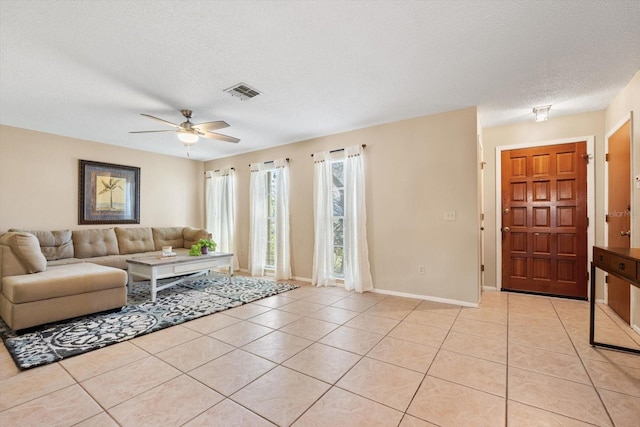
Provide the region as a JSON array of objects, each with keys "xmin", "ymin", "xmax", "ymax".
[{"xmin": 503, "ymin": 208, "xmax": 510, "ymax": 214}]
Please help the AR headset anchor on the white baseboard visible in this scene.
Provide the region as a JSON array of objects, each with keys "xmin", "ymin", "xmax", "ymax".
[
  {"xmin": 632, "ymin": 324, "xmax": 640, "ymax": 335},
  {"xmin": 371, "ymin": 288, "xmax": 478, "ymax": 308},
  {"xmin": 241, "ymin": 271, "xmax": 477, "ymax": 306},
  {"xmin": 596, "ymin": 299, "xmax": 605, "ymax": 304},
  {"xmin": 482, "ymin": 286, "xmax": 498, "ymax": 291}
]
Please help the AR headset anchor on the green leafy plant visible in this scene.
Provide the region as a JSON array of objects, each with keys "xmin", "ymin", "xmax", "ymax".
[
  {"xmin": 189, "ymin": 238, "xmax": 217, "ymax": 256},
  {"xmin": 198, "ymin": 239, "xmax": 217, "ymax": 250}
]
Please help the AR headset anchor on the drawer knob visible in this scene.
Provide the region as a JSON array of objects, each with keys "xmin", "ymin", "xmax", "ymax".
[
  {"xmin": 598, "ymin": 255, "xmax": 603, "ymax": 262},
  {"xmin": 618, "ymin": 263, "xmax": 626, "ymax": 271}
]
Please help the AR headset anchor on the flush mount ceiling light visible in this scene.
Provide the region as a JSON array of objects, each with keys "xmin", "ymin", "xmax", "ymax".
[{"xmin": 533, "ymin": 105, "xmax": 551, "ymax": 122}]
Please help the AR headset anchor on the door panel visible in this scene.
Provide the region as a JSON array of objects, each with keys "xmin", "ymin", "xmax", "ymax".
[
  {"xmin": 607, "ymin": 120, "xmax": 631, "ymax": 324},
  {"xmin": 501, "ymin": 142, "xmax": 588, "ymax": 298}
]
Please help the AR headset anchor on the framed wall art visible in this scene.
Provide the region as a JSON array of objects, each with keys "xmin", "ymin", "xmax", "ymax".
[{"xmin": 78, "ymin": 160, "xmax": 140, "ymax": 224}]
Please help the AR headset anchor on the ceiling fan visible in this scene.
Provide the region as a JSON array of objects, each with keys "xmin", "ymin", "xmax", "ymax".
[{"xmin": 130, "ymin": 109, "xmax": 239, "ymax": 155}]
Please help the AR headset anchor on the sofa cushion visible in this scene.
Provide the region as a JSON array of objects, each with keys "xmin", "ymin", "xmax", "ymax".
[
  {"xmin": 152, "ymin": 227, "xmax": 185, "ymax": 251},
  {"xmin": 83, "ymin": 254, "xmax": 130, "ymax": 270},
  {"xmin": 72, "ymin": 228, "xmax": 119, "ymax": 258},
  {"xmin": 183, "ymin": 227, "xmax": 209, "ymax": 249},
  {"xmin": 0, "ymin": 232, "xmax": 47, "ymax": 273},
  {"xmin": 2, "ymin": 263, "xmax": 127, "ymax": 304},
  {"xmin": 9, "ymin": 229, "xmax": 73, "ymax": 261},
  {"xmin": 115, "ymin": 227, "xmax": 155, "ymax": 255}
]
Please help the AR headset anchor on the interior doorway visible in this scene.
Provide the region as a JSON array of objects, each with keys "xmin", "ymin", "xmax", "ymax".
[
  {"xmin": 606, "ymin": 119, "xmax": 632, "ymax": 323},
  {"xmin": 500, "ymin": 142, "xmax": 588, "ymax": 298}
]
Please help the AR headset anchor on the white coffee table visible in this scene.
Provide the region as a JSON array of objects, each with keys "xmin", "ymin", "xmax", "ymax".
[{"xmin": 126, "ymin": 252, "xmax": 233, "ymax": 302}]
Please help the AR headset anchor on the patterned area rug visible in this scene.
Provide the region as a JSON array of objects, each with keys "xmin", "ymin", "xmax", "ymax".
[{"xmin": 0, "ymin": 275, "xmax": 298, "ymax": 370}]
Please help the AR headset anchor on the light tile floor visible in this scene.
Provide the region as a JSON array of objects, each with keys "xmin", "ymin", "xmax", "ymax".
[{"xmin": 1, "ymin": 280, "xmax": 639, "ymax": 426}]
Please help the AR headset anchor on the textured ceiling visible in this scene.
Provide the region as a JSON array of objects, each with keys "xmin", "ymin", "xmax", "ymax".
[{"xmin": 1, "ymin": 0, "xmax": 639, "ymax": 161}]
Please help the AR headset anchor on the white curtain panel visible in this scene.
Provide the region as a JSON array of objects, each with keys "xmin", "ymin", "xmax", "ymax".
[
  {"xmin": 248, "ymin": 163, "xmax": 267, "ymax": 276},
  {"xmin": 205, "ymin": 169, "xmax": 239, "ymax": 270},
  {"xmin": 312, "ymin": 151, "xmax": 336, "ymax": 287},
  {"xmin": 344, "ymin": 145, "xmax": 373, "ymax": 292},
  {"xmin": 274, "ymin": 158, "xmax": 292, "ymax": 280}
]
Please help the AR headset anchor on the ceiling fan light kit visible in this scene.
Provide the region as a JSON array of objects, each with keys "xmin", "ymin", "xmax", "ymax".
[
  {"xmin": 177, "ymin": 131, "xmax": 198, "ymax": 144},
  {"xmin": 130, "ymin": 109, "xmax": 240, "ymax": 156}
]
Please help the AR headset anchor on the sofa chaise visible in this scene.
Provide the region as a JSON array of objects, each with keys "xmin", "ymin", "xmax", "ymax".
[{"xmin": 0, "ymin": 226, "xmax": 208, "ymax": 331}]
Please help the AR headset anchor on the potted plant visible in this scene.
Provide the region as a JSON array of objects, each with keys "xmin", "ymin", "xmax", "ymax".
[{"xmin": 189, "ymin": 238, "xmax": 217, "ymax": 256}]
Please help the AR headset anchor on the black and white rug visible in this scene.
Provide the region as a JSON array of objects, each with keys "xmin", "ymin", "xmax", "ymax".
[{"xmin": 0, "ymin": 275, "xmax": 298, "ymax": 370}]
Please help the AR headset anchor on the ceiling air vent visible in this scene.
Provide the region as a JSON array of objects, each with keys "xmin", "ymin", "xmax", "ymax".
[{"xmin": 224, "ymin": 83, "xmax": 262, "ymax": 101}]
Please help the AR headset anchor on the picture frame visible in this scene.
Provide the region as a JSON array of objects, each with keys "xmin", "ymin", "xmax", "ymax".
[{"xmin": 78, "ymin": 160, "xmax": 140, "ymax": 224}]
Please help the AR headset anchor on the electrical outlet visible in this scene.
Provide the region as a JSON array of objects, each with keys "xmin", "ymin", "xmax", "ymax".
[
  {"xmin": 418, "ymin": 265, "xmax": 425, "ymax": 274},
  {"xmin": 444, "ymin": 210, "xmax": 456, "ymax": 221}
]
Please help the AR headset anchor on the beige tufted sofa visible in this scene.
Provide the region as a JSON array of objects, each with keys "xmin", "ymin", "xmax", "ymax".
[{"xmin": 0, "ymin": 226, "xmax": 208, "ymax": 331}]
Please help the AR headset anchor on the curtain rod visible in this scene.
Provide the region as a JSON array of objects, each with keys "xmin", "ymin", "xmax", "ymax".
[
  {"xmin": 204, "ymin": 167, "xmax": 235, "ymax": 175},
  {"xmin": 248, "ymin": 158, "xmax": 290, "ymax": 167},
  {"xmin": 310, "ymin": 144, "xmax": 366, "ymax": 157}
]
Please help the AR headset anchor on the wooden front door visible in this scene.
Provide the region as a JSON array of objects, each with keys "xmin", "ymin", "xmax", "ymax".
[
  {"xmin": 607, "ymin": 120, "xmax": 631, "ymax": 323},
  {"xmin": 501, "ymin": 142, "xmax": 588, "ymax": 298}
]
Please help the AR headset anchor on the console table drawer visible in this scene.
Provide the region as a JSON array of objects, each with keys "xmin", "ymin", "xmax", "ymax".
[
  {"xmin": 593, "ymin": 247, "xmax": 611, "ymax": 269},
  {"xmin": 609, "ymin": 255, "xmax": 637, "ymax": 281}
]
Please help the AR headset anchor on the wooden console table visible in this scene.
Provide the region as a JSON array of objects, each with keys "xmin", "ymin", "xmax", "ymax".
[{"xmin": 590, "ymin": 246, "xmax": 640, "ymax": 354}]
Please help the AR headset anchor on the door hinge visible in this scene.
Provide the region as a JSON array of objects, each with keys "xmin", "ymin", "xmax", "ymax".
[
  {"xmin": 605, "ymin": 153, "xmax": 609, "ymax": 161},
  {"xmin": 480, "ymin": 161, "xmax": 486, "ymax": 170},
  {"xmin": 481, "ymin": 265, "xmax": 485, "ymax": 272},
  {"xmin": 586, "ymin": 271, "xmax": 589, "ymax": 280},
  {"xmin": 605, "ymin": 275, "xmax": 609, "ymax": 283},
  {"xmin": 587, "ymin": 217, "xmax": 589, "ymax": 227},
  {"xmin": 481, "ymin": 213, "xmax": 485, "ymax": 221},
  {"xmin": 605, "ymin": 214, "xmax": 609, "ymax": 223},
  {"xmin": 582, "ymin": 154, "xmax": 591, "ymax": 164}
]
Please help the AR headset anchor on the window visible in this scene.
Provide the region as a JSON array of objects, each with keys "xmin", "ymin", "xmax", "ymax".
[
  {"xmin": 265, "ymin": 169, "xmax": 277, "ymax": 269},
  {"xmin": 332, "ymin": 160, "xmax": 345, "ymax": 277}
]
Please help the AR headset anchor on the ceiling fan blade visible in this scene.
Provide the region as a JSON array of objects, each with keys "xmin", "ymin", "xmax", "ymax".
[
  {"xmin": 201, "ymin": 132, "xmax": 240, "ymax": 143},
  {"xmin": 193, "ymin": 121, "xmax": 229, "ymax": 131},
  {"xmin": 140, "ymin": 113, "xmax": 181, "ymax": 129},
  {"xmin": 129, "ymin": 130, "xmax": 176, "ymax": 134}
]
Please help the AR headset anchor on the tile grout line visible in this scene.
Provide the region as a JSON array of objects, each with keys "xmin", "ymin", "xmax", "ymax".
[
  {"xmin": 258, "ymin": 290, "xmax": 385, "ymax": 426},
  {"xmin": 505, "ymin": 291, "xmax": 511, "ymax": 427},
  {"xmin": 551, "ymin": 298, "xmax": 617, "ymax": 427},
  {"xmin": 398, "ymin": 299, "xmax": 463, "ymax": 426}
]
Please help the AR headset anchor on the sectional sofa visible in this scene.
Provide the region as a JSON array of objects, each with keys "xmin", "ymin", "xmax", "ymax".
[{"xmin": 0, "ymin": 226, "xmax": 208, "ymax": 331}]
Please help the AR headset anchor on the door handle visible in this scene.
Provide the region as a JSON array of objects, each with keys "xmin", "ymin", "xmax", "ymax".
[
  {"xmin": 503, "ymin": 227, "xmax": 510, "ymax": 233},
  {"xmin": 620, "ymin": 230, "xmax": 631, "ymax": 237}
]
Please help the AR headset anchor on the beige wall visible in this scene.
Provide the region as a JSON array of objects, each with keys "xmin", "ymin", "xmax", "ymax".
[
  {"xmin": 482, "ymin": 111, "xmax": 606, "ymax": 297},
  {"xmin": 604, "ymin": 69, "xmax": 640, "ymax": 331},
  {"xmin": 206, "ymin": 107, "xmax": 480, "ymax": 304},
  {"xmin": 0, "ymin": 125, "xmax": 205, "ymax": 231}
]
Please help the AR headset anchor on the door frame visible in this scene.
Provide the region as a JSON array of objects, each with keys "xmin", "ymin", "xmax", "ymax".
[
  {"xmin": 495, "ymin": 136, "xmax": 595, "ymax": 298},
  {"xmin": 478, "ymin": 134, "xmax": 485, "ymax": 300},
  {"xmin": 604, "ymin": 112, "xmax": 635, "ymax": 323}
]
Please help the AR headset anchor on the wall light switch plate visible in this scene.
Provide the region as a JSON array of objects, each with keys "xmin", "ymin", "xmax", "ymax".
[{"xmin": 444, "ymin": 210, "xmax": 456, "ymax": 221}]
